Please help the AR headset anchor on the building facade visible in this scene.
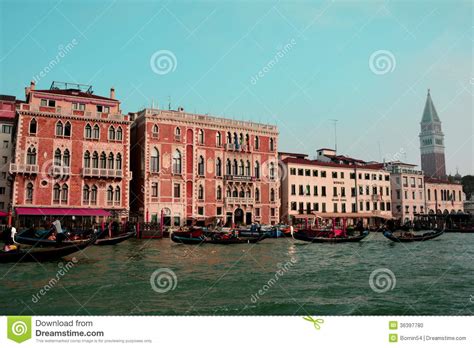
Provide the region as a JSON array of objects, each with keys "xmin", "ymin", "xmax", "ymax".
[
  {"xmin": 0, "ymin": 95, "xmax": 16, "ymax": 213},
  {"xmin": 424, "ymin": 178, "xmax": 464, "ymax": 214},
  {"xmin": 10, "ymin": 81, "xmax": 132, "ymax": 223},
  {"xmin": 386, "ymin": 161, "xmax": 425, "ymax": 222},
  {"xmin": 419, "ymin": 90, "xmax": 446, "ymax": 179},
  {"xmin": 130, "ymin": 107, "xmax": 279, "ymax": 226},
  {"xmin": 280, "ymin": 149, "xmax": 392, "ymax": 225}
]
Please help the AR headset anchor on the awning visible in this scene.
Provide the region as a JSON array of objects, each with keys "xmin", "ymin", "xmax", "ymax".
[
  {"xmin": 15, "ymin": 207, "xmax": 111, "ymax": 217},
  {"xmin": 0, "ymin": 211, "xmax": 9, "ymax": 217}
]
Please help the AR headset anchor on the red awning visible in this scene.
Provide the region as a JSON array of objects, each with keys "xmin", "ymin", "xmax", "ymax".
[
  {"xmin": 0, "ymin": 211, "xmax": 8, "ymax": 217},
  {"xmin": 15, "ymin": 207, "xmax": 111, "ymax": 217}
]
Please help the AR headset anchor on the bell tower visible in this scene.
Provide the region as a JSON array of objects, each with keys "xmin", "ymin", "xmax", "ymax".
[{"xmin": 419, "ymin": 89, "xmax": 446, "ymax": 178}]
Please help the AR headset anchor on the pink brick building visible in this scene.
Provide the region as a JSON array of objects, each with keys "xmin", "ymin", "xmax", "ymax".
[
  {"xmin": 10, "ymin": 81, "xmax": 131, "ymax": 226},
  {"xmin": 130, "ymin": 107, "xmax": 279, "ymax": 226}
]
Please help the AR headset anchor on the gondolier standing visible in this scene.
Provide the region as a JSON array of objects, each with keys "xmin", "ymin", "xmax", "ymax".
[{"xmin": 52, "ymin": 219, "xmax": 65, "ymax": 243}]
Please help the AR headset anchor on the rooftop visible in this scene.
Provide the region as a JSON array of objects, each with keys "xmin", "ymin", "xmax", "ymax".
[
  {"xmin": 278, "ymin": 151, "xmax": 308, "ymax": 158},
  {"xmin": 30, "ymin": 81, "xmax": 117, "ymax": 102},
  {"xmin": 34, "ymin": 88, "xmax": 117, "ymax": 102},
  {"xmin": 421, "ymin": 89, "xmax": 441, "ymax": 123},
  {"xmin": 425, "ymin": 176, "xmax": 462, "ymax": 185},
  {"xmin": 385, "ymin": 161, "xmax": 418, "ymax": 167},
  {"xmin": 0, "ymin": 95, "xmax": 16, "ymax": 102},
  {"xmin": 141, "ymin": 107, "xmax": 278, "ymax": 132},
  {"xmin": 282, "ymin": 156, "xmax": 385, "ymax": 170}
]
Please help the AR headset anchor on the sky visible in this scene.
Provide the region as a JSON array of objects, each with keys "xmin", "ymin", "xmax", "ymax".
[{"xmin": 0, "ymin": 0, "xmax": 472, "ymax": 175}]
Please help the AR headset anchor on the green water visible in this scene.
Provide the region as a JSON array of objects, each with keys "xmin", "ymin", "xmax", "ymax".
[{"xmin": 1, "ymin": 233, "xmax": 473, "ymax": 315}]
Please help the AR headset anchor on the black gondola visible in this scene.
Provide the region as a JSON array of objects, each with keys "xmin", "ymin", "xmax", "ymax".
[
  {"xmin": 292, "ymin": 230, "xmax": 369, "ymax": 243},
  {"xmin": 170, "ymin": 233, "xmax": 206, "ymax": 245},
  {"xmin": 205, "ymin": 235, "xmax": 266, "ymax": 244},
  {"xmin": 170, "ymin": 232, "xmax": 265, "ymax": 245},
  {"xmin": 383, "ymin": 230, "xmax": 444, "ymax": 242},
  {"xmin": 94, "ymin": 231, "xmax": 136, "ymax": 245},
  {"xmin": 0, "ymin": 239, "xmax": 93, "ymax": 263},
  {"xmin": 15, "ymin": 228, "xmax": 134, "ymax": 247}
]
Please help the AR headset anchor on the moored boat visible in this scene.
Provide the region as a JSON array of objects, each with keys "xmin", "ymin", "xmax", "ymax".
[
  {"xmin": 170, "ymin": 233, "xmax": 206, "ymax": 244},
  {"xmin": 0, "ymin": 239, "xmax": 94, "ymax": 263},
  {"xmin": 238, "ymin": 226, "xmax": 283, "ymax": 238},
  {"xmin": 292, "ymin": 229, "xmax": 369, "ymax": 243},
  {"xmin": 94, "ymin": 231, "xmax": 136, "ymax": 245},
  {"xmin": 15, "ymin": 227, "xmax": 134, "ymax": 247},
  {"xmin": 383, "ymin": 229, "xmax": 444, "ymax": 242},
  {"xmin": 171, "ymin": 231, "xmax": 265, "ymax": 245}
]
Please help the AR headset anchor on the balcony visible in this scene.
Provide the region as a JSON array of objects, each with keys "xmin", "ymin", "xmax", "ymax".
[
  {"xmin": 82, "ymin": 168, "xmax": 123, "ymax": 178},
  {"xmin": 371, "ymin": 194, "xmax": 382, "ymax": 201},
  {"xmin": 225, "ymin": 197, "xmax": 255, "ymax": 205},
  {"xmin": 9, "ymin": 163, "xmax": 38, "ymax": 174},
  {"xmin": 225, "ymin": 143, "xmax": 253, "ymax": 152},
  {"xmin": 51, "ymin": 165, "xmax": 70, "ymax": 177},
  {"xmin": 224, "ymin": 175, "xmax": 255, "ymax": 182},
  {"xmin": 174, "ymin": 135, "xmax": 181, "ymax": 142}
]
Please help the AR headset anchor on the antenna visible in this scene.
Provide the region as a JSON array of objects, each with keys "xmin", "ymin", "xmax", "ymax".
[
  {"xmin": 377, "ymin": 140, "xmax": 382, "ymax": 161},
  {"xmin": 168, "ymin": 96, "xmax": 171, "ymax": 110},
  {"xmin": 330, "ymin": 119, "xmax": 338, "ymax": 153}
]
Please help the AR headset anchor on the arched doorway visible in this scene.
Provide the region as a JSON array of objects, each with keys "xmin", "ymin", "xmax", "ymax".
[{"xmin": 234, "ymin": 208, "xmax": 244, "ymax": 225}]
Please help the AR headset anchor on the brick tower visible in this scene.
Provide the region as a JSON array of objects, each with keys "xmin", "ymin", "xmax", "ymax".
[{"xmin": 419, "ymin": 89, "xmax": 446, "ymax": 179}]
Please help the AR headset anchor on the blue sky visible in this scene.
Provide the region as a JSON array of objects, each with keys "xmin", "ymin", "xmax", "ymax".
[{"xmin": 1, "ymin": 0, "xmax": 472, "ymax": 174}]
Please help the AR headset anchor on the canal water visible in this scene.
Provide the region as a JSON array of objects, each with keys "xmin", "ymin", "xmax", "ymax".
[{"xmin": 1, "ymin": 233, "xmax": 473, "ymax": 315}]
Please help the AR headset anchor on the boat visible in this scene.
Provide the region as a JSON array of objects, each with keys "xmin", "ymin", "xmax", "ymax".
[
  {"xmin": 292, "ymin": 229, "xmax": 369, "ymax": 243},
  {"xmin": 94, "ymin": 231, "xmax": 136, "ymax": 245},
  {"xmin": 238, "ymin": 226, "xmax": 283, "ymax": 238},
  {"xmin": 170, "ymin": 231, "xmax": 265, "ymax": 245},
  {"xmin": 15, "ymin": 227, "xmax": 134, "ymax": 247},
  {"xmin": 205, "ymin": 235, "xmax": 266, "ymax": 244},
  {"xmin": 383, "ymin": 230, "xmax": 444, "ymax": 242},
  {"xmin": 171, "ymin": 233, "xmax": 206, "ymax": 244},
  {"xmin": 0, "ymin": 239, "xmax": 93, "ymax": 263}
]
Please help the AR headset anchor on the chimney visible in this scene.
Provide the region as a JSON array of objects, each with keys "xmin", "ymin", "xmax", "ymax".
[
  {"xmin": 30, "ymin": 80, "xmax": 36, "ymax": 91},
  {"xmin": 110, "ymin": 87, "xmax": 115, "ymax": 99}
]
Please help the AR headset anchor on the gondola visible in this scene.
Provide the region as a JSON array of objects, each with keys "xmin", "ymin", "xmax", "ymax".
[
  {"xmin": 383, "ymin": 230, "xmax": 444, "ymax": 242},
  {"xmin": 0, "ymin": 239, "xmax": 93, "ymax": 263},
  {"xmin": 238, "ymin": 228, "xmax": 283, "ymax": 238},
  {"xmin": 171, "ymin": 232, "xmax": 265, "ymax": 245},
  {"xmin": 205, "ymin": 235, "xmax": 266, "ymax": 244},
  {"xmin": 15, "ymin": 228, "xmax": 134, "ymax": 247},
  {"xmin": 94, "ymin": 231, "xmax": 136, "ymax": 245},
  {"xmin": 292, "ymin": 230, "xmax": 369, "ymax": 243},
  {"xmin": 171, "ymin": 233, "xmax": 206, "ymax": 245}
]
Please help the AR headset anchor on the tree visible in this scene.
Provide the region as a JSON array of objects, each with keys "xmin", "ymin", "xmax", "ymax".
[{"xmin": 461, "ymin": 175, "xmax": 474, "ymax": 200}]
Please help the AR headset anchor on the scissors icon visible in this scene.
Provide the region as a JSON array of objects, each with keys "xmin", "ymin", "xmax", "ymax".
[{"xmin": 303, "ymin": 316, "xmax": 324, "ymax": 330}]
